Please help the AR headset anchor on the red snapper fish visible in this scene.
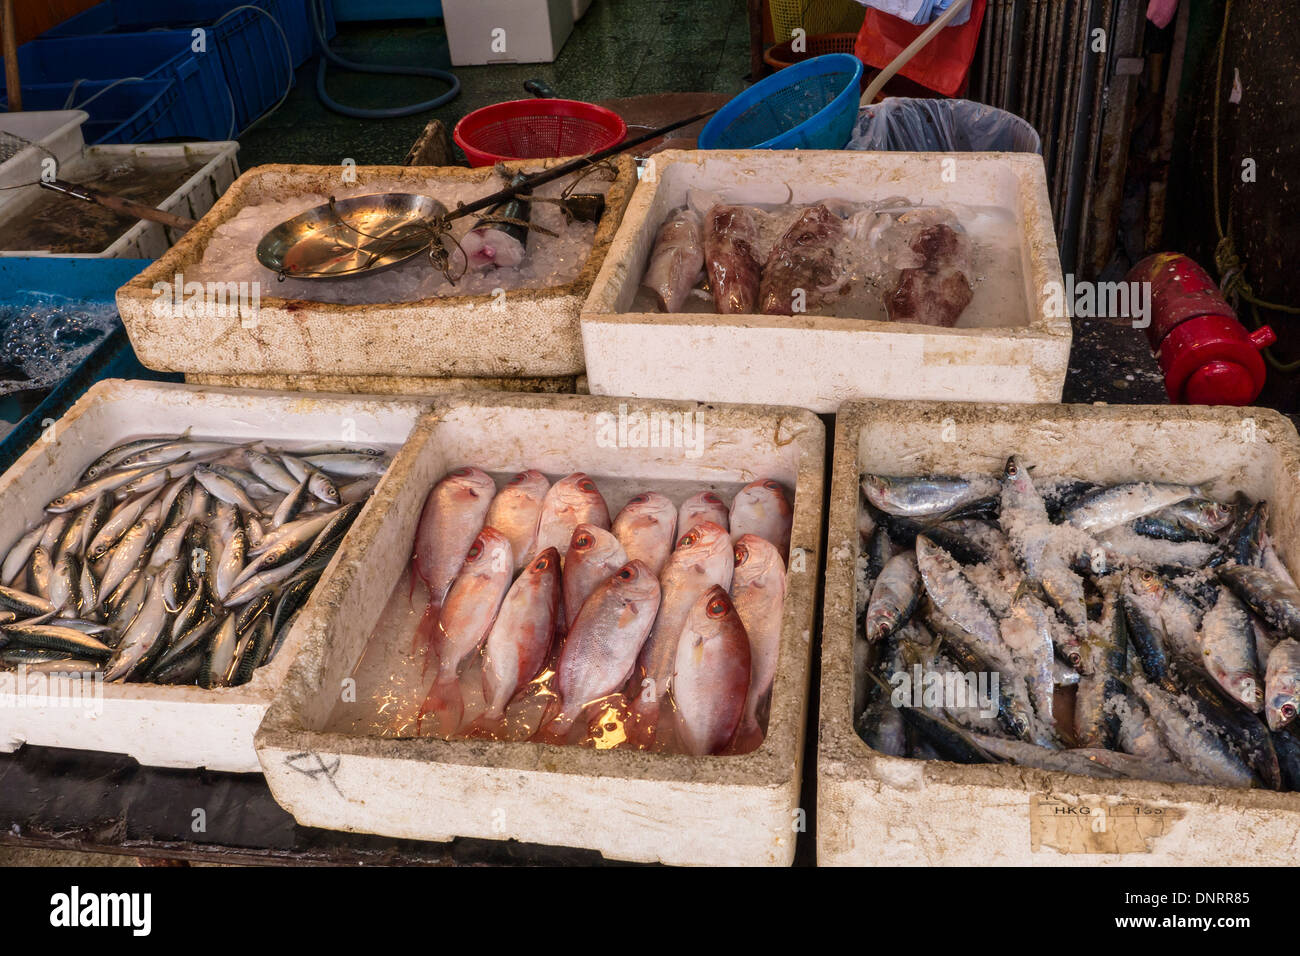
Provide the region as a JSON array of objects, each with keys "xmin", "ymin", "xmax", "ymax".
[
  {"xmin": 546, "ymin": 560, "xmax": 661, "ymax": 738},
  {"xmin": 672, "ymin": 586, "xmax": 751, "ymax": 756},
  {"xmin": 533, "ymin": 473, "xmax": 610, "ymax": 563},
  {"xmin": 729, "ymin": 534, "xmax": 786, "ymax": 753},
  {"xmin": 484, "ymin": 469, "xmax": 550, "ymax": 572},
  {"xmin": 417, "ymin": 527, "xmax": 513, "ymax": 735},
  {"xmin": 729, "ymin": 479, "xmax": 793, "ymax": 560},
  {"xmin": 611, "ymin": 491, "xmax": 677, "ymax": 577},
  {"xmin": 562, "ymin": 524, "xmax": 627, "ymax": 629},
  {"xmin": 677, "ymin": 490, "xmax": 729, "ymax": 537}
]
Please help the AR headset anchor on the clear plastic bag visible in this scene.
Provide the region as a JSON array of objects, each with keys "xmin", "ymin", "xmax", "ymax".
[{"xmin": 847, "ymin": 97, "xmax": 1042, "ymax": 153}]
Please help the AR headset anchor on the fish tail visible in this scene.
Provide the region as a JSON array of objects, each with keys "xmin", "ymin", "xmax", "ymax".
[
  {"xmin": 410, "ymin": 598, "xmax": 441, "ymax": 664},
  {"xmin": 726, "ymin": 715, "xmax": 764, "ymax": 756},
  {"xmin": 416, "ymin": 677, "xmax": 465, "ymax": 737},
  {"xmin": 624, "ymin": 694, "xmax": 661, "ymax": 751}
]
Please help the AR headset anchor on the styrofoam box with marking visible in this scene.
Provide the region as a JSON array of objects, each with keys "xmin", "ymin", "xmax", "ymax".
[
  {"xmin": 255, "ymin": 392, "xmax": 824, "ymax": 866},
  {"xmin": 115, "ymin": 158, "xmax": 635, "ymax": 379},
  {"xmin": 581, "ymin": 149, "xmax": 1071, "ymax": 414},
  {"xmin": 0, "ymin": 380, "xmax": 430, "ymax": 773},
  {"xmin": 819, "ymin": 399, "xmax": 1300, "ymax": 866}
]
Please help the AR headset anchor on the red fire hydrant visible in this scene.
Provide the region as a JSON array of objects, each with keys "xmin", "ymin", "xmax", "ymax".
[{"xmin": 1126, "ymin": 253, "xmax": 1276, "ymax": 406}]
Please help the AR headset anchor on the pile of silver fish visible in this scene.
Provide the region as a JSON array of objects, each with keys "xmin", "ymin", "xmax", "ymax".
[
  {"xmin": 0, "ymin": 433, "xmax": 388, "ymax": 686},
  {"xmin": 641, "ymin": 198, "xmax": 973, "ymax": 325},
  {"xmin": 857, "ymin": 457, "xmax": 1300, "ymax": 791},
  {"xmin": 406, "ymin": 467, "xmax": 793, "ymax": 756}
]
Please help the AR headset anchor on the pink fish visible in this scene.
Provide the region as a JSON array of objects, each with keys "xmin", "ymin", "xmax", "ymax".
[
  {"xmin": 628, "ymin": 520, "xmax": 733, "ymax": 747},
  {"xmin": 475, "ymin": 547, "xmax": 561, "ymax": 732},
  {"xmin": 729, "ymin": 479, "xmax": 793, "ymax": 560},
  {"xmin": 413, "ymin": 466, "xmax": 495, "ymax": 603},
  {"xmin": 729, "ymin": 535, "xmax": 787, "ymax": 753},
  {"xmin": 677, "ymin": 490, "xmax": 729, "ymax": 537},
  {"xmin": 410, "ymin": 466, "xmax": 495, "ymax": 655},
  {"xmin": 533, "ymin": 473, "xmax": 610, "ymax": 562},
  {"xmin": 418, "ymin": 527, "xmax": 513, "ymax": 735},
  {"xmin": 703, "ymin": 204, "xmax": 762, "ymax": 314},
  {"xmin": 642, "ymin": 207, "xmax": 704, "ymax": 312},
  {"xmin": 484, "ymin": 469, "xmax": 550, "ymax": 572},
  {"xmin": 562, "ymin": 524, "xmax": 627, "ymax": 629},
  {"xmin": 611, "ymin": 491, "xmax": 677, "ymax": 577},
  {"xmin": 672, "ymin": 586, "xmax": 751, "ymax": 756},
  {"xmin": 546, "ymin": 560, "xmax": 661, "ymax": 738}
]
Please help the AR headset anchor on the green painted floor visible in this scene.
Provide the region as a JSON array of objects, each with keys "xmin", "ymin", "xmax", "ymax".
[{"xmin": 238, "ymin": 0, "xmax": 753, "ymax": 168}]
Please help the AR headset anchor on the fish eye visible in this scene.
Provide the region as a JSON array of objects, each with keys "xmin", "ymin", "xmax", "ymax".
[
  {"xmin": 734, "ymin": 544, "xmax": 749, "ymax": 565},
  {"xmin": 763, "ymin": 480, "xmax": 782, "ymax": 492},
  {"xmin": 703, "ymin": 493, "xmax": 722, "ymax": 504},
  {"xmin": 452, "ymin": 467, "xmax": 472, "ymax": 477},
  {"xmin": 579, "ymin": 478, "xmax": 597, "ymax": 493},
  {"xmin": 574, "ymin": 534, "xmax": 592, "ymax": 549},
  {"xmin": 1068, "ymin": 651, "xmax": 1082, "ymax": 667},
  {"xmin": 617, "ymin": 565, "xmax": 636, "ymax": 580},
  {"xmin": 533, "ymin": 556, "xmax": 550, "ymax": 571},
  {"xmin": 509, "ymin": 472, "xmax": 528, "ymax": 484},
  {"xmin": 467, "ymin": 542, "xmax": 482, "ymax": 559},
  {"xmin": 707, "ymin": 598, "xmax": 729, "ymax": 617},
  {"xmin": 1005, "ymin": 457, "xmax": 1019, "ymax": 477},
  {"xmin": 630, "ymin": 494, "xmax": 649, "ymax": 504},
  {"xmin": 679, "ymin": 531, "xmax": 698, "ymax": 549},
  {"xmin": 1284, "ymin": 703, "xmax": 1297, "ymax": 720}
]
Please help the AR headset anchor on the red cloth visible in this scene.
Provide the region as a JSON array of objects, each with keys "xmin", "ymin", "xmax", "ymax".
[
  {"xmin": 854, "ymin": 0, "xmax": 988, "ymax": 97},
  {"xmin": 1147, "ymin": 0, "xmax": 1179, "ymax": 28}
]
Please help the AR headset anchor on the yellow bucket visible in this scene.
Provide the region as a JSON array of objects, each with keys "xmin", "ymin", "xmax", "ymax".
[{"xmin": 767, "ymin": 0, "xmax": 866, "ymax": 43}]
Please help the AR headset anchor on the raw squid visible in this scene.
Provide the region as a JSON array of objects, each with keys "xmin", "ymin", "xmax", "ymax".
[
  {"xmin": 887, "ymin": 221, "xmax": 974, "ymax": 327},
  {"xmin": 703, "ymin": 204, "xmax": 762, "ymax": 314},
  {"xmin": 641, "ymin": 207, "xmax": 704, "ymax": 312},
  {"xmin": 758, "ymin": 204, "xmax": 845, "ymax": 316}
]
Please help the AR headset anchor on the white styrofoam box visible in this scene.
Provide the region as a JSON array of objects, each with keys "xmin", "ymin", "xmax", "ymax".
[
  {"xmin": 115, "ymin": 158, "xmax": 636, "ymax": 379},
  {"xmin": 0, "ymin": 109, "xmax": 87, "ymax": 191},
  {"xmin": 0, "ymin": 379, "xmax": 430, "ymax": 773},
  {"xmin": 572, "ymin": 0, "xmax": 593, "ymax": 20},
  {"xmin": 256, "ymin": 392, "xmax": 825, "ymax": 866},
  {"xmin": 0, "ymin": 141, "xmax": 239, "ymax": 259},
  {"xmin": 581, "ymin": 149, "xmax": 1071, "ymax": 414},
  {"xmin": 442, "ymin": 0, "xmax": 574, "ymax": 66},
  {"xmin": 819, "ymin": 399, "xmax": 1300, "ymax": 866}
]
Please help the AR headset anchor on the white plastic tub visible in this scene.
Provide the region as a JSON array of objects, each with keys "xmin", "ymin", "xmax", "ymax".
[
  {"xmin": 819, "ymin": 399, "xmax": 1300, "ymax": 866},
  {"xmin": 0, "ymin": 109, "xmax": 88, "ymax": 190},
  {"xmin": 255, "ymin": 391, "xmax": 825, "ymax": 865},
  {"xmin": 0, "ymin": 379, "xmax": 429, "ymax": 773},
  {"xmin": 0, "ymin": 141, "xmax": 239, "ymax": 259},
  {"xmin": 581, "ymin": 149, "xmax": 1071, "ymax": 414}
]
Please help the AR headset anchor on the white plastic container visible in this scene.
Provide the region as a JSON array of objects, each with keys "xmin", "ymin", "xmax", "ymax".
[
  {"xmin": 819, "ymin": 399, "xmax": 1300, "ymax": 866},
  {"xmin": 0, "ymin": 379, "xmax": 429, "ymax": 773},
  {"xmin": 256, "ymin": 392, "xmax": 825, "ymax": 865},
  {"xmin": 0, "ymin": 141, "xmax": 239, "ymax": 259},
  {"xmin": 581, "ymin": 149, "xmax": 1072, "ymax": 414},
  {"xmin": 572, "ymin": 0, "xmax": 593, "ymax": 20},
  {"xmin": 442, "ymin": 0, "xmax": 574, "ymax": 66},
  {"xmin": 0, "ymin": 109, "xmax": 88, "ymax": 190}
]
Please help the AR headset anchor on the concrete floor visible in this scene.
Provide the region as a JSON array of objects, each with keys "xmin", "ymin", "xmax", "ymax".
[{"xmin": 237, "ymin": 0, "xmax": 753, "ymax": 167}]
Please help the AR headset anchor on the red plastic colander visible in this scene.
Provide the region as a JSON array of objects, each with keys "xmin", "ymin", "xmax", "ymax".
[{"xmin": 454, "ymin": 98, "xmax": 628, "ymax": 167}]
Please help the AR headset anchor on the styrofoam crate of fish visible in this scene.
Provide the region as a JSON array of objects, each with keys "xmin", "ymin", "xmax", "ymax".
[
  {"xmin": 254, "ymin": 392, "xmax": 824, "ymax": 866},
  {"xmin": 580, "ymin": 149, "xmax": 1071, "ymax": 414},
  {"xmin": 819, "ymin": 399, "xmax": 1300, "ymax": 866},
  {"xmin": 0, "ymin": 379, "xmax": 430, "ymax": 773},
  {"xmin": 115, "ymin": 158, "xmax": 636, "ymax": 381}
]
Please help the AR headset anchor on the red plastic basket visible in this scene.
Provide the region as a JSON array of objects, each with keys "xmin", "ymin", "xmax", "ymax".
[{"xmin": 453, "ymin": 98, "xmax": 628, "ymax": 167}]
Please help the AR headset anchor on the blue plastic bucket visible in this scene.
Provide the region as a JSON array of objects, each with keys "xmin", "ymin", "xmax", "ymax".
[{"xmin": 698, "ymin": 53, "xmax": 864, "ymax": 151}]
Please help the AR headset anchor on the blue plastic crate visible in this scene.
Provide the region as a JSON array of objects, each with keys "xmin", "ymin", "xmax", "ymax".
[
  {"xmin": 0, "ymin": 78, "xmax": 182, "ymax": 144},
  {"xmin": 46, "ymin": 0, "xmax": 331, "ymax": 68},
  {"xmin": 0, "ymin": 33, "xmax": 236, "ymax": 140},
  {"xmin": 0, "ymin": 258, "xmax": 181, "ymax": 474}
]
